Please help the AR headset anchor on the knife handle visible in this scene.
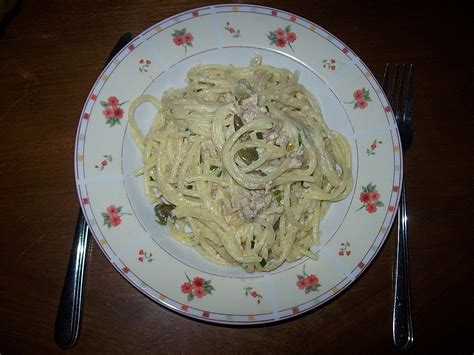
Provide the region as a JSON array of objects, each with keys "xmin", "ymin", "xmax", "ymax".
[
  {"xmin": 54, "ymin": 32, "xmax": 134, "ymax": 349},
  {"xmin": 54, "ymin": 211, "xmax": 89, "ymax": 349}
]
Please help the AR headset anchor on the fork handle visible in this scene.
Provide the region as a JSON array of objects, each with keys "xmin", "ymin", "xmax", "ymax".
[{"xmin": 393, "ymin": 181, "xmax": 414, "ymax": 349}]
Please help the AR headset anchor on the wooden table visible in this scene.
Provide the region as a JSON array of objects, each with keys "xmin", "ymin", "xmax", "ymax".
[{"xmin": 0, "ymin": 1, "xmax": 471, "ymax": 352}]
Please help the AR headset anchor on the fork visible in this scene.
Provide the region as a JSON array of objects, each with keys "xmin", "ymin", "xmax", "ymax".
[{"xmin": 382, "ymin": 63, "xmax": 414, "ymax": 350}]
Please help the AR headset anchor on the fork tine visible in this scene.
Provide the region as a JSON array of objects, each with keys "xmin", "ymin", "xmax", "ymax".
[
  {"xmin": 403, "ymin": 64, "xmax": 414, "ymax": 127},
  {"xmin": 382, "ymin": 63, "xmax": 390, "ymax": 92},
  {"xmin": 389, "ymin": 64, "xmax": 400, "ymax": 109},
  {"xmin": 395, "ymin": 64, "xmax": 407, "ymax": 126}
]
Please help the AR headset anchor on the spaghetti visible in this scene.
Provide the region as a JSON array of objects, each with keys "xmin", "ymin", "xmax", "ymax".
[{"xmin": 128, "ymin": 58, "xmax": 353, "ymax": 272}]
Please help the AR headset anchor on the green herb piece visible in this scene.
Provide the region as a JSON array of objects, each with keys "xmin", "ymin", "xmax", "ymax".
[
  {"xmin": 259, "ymin": 259, "xmax": 267, "ymax": 268},
  {"xmin": 273, "ymin": 189, "xmax": 282, "ymax": 204},
  {"xmin": 256, "ymin": 132, "xmax": 263, "ymax": 140},
  {"xmin": 210, "ymin": 164, "xmax": 223, "ymax": 177},
  {"xmin": 298, "ymin": 133, "xmax": 302, "ymax": 146}
]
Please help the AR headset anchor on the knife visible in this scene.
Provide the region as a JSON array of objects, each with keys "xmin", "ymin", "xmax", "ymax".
[{"xmin": 54, "ymin": 32, "xmax": 134, "ymax": 349}]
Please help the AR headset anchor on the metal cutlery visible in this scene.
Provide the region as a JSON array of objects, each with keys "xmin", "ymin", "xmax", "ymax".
[
  {"xmin": 54, "ymin": 32, "xmax": 134, "ymax": 349},
  {"xmin": 382, "ymin": 63, "xmax": 414, "ymax": 350}
]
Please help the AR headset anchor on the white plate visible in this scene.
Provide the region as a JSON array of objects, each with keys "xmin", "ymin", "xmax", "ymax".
[{"xmin": 74, "ymin": 4, "xmax": 402, "ymax": 324}]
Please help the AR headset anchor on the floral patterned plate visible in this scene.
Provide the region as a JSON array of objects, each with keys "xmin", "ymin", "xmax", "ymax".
[{"xmin": 74, "ymin": 4, "xmax": 402, "ymax": 324}]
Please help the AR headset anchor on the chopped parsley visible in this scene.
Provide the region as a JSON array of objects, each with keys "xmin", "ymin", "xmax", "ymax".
[
  {"xmin": 272, "ymin": 189, "xmax": 282, "ymax": 204},
  {"xmin": 298, "ymin": 133, "xmax": 302, "ymax": 146},
  {"xmin": 210, "ymin": 164, "xmax": 222, "ymax": 177},
  {"xmin": 259, "ymin": 259, "xmax": 267, "ymax": 268},
  {"xmin": 256, "ymin": 132, "xmax": 263, "ymax": 140},
  {"xmin": 251, "ymin": 236, "xmax": 256, "ymax": 249}
]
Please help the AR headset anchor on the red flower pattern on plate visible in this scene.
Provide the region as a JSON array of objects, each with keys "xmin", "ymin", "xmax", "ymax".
[
  {"xmin": 181, "ymin": 273, "xmax": 215, "ymax": 301},
  {"xmin": 108, "ymin": 96, "xmax": 119, "ymax": 106},
  {"xmin": 346, "ymin": 88, "xmax": 372, "ymax": 109},
  {"xmin": 225, "ymin": 21, "xmax": 241, "ymax": 38},
  {"xmin": 267, "ymin": 25, "xmax": 296, "ymax": 51},
  {"xmin": 139, "ymin": 58, "xmax": 152, "ymax": 73},
  {"xmin": 244, "ymin": 287, "xmax": 263, "ymax": 304},
  {"xmin": 296, "ymin": 265, "xmax": 321, "ymax": 293},
  {"xmin": 322, "ymin": 58, "xmax": 336, "ymax": 71},
  {"xmin": 172, "ymin": 28, "xmax": 193, "ymax": 54},
  {"xmin": 101, "ymin": 205, "xmax": 131, "ymax": 228},
  {"xmin": 275, "ymin": 27, "xmax": 286, "ymax": 39},
  {"xmin": 94, "ymin": 154, "xmax": 112, "ymax": 171},
  {"xmin": 367, "ymin": 139, "xmax": 383, "ymax": 155},
  {"xmin": 100, "ymin": 96, "xmax": 128, "ymax": 127},
  {"xmin": 138, "ymin": 249, "xmax": 154, "ymax": 262},
  {"xmin": 339, "ymin": 241, "xmax": 351, "ymax": 256},
  {"xmin": 286, "ymin": 31, "xmax": 297, "ymax": 43},
  {"xmin": 357, "ymin": 182, "xmax": 385, "ymax": 214}
]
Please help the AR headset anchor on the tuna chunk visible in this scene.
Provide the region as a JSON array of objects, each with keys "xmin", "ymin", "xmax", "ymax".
[
  {"xmin": 240, "ymin": 95, "xmax": 268, "ymax": 124},
  {"xmin": 287, "ymin": 145, "xmax": 305, "ymax": 169},
  {"xmin": 232, "ymin": 189, "xmax": 268, "ymax": 221},
  {"xmin": 264, "ymin": 122, "xmax": 289, "ymax": 148},
  {"xmin": 201, "ymin": 139, "xmax": 217, "ymax": 154}
]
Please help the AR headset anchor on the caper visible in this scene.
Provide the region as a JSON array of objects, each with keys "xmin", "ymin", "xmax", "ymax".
[
  {"xmin": 273, "ymin": 217, "xmax": 280, "ymax": 230},
  {"xmin": 233, "ymin": 79, "xmax": 252, "ymax": 103},
  {"xmin": 154, "ymin": 203, "xmax": 175, "ymax": 225},
  {"xmin": 233, "ymin": 114, "xmax": 259, "ymax": 165}
]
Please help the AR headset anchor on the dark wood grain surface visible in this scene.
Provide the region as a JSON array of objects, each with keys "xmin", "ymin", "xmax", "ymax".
[{"xmin": 0, "ymin": 1, "xmax": 472, "ymax": 353}]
